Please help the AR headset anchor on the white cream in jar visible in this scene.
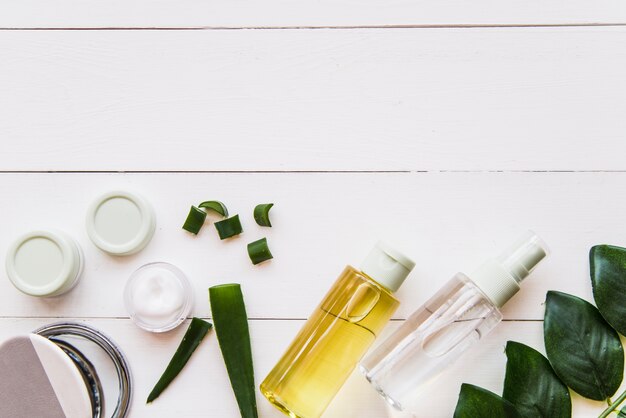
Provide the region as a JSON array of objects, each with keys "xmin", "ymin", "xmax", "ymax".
[{"xmin": 124, "ymin": 262, "xmax": 193, "ymax": 333}]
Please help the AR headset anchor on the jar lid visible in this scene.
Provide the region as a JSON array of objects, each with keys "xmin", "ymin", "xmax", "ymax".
[
  {"xmin": 0, "ymin": 334, "xmax": 92, "ymax": 418},
  {"xmin": 5, "ymin": 230, "xmax": 83, "ymax": 297},
  {"xmin": 86, "ymin": 191, "xmax": 156, "ymax": 256}
]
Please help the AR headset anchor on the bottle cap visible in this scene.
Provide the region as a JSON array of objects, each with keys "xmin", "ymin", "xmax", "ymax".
[
  {"xmin": 5, "ymin": 229, "xmax": 83, "ymax": 297},
  {"xmin": 86, "ymin": 190, "xmax": 156, "ymax": 256},
  {"xmin": 471, "ymin": 231, "xmax": 549, "ymax": 308},
  {"xmin": 360, "ymin": 241, "xmax": 416, "ymax": 293}
]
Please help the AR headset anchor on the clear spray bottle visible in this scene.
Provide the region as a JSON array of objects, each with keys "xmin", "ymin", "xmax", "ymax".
[{"xmin": 359, "ymin": 231, "xmax": 548, "ymax": 412}]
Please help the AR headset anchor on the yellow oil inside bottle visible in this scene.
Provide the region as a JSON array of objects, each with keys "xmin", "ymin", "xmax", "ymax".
[{"xmin": 260, "ymin": 266, "xmax": 399, "ymax": 418}]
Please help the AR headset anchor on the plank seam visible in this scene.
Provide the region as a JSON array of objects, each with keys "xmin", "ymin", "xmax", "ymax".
[
  {"xmin": 0, "ymin": 316, "xmax": 542, "ymax": 322},
  {"xmin": 1, "ymin": 23, "xmax": 626, "ymax": 30},
  {"xmin": 0, "ymin": 170, "xmax": 625, "ymax": 174}
]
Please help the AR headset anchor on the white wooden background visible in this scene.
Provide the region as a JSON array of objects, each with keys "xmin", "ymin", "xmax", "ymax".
[{"xmin": 2, "ymin": 2, "xmax": 626, "ymax": 417}]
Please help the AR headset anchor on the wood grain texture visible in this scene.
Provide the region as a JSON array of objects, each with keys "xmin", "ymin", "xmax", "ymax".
[
  {"xmin": 0, "ymin": 172, "xmax": 619, "ymax": 320},
  {"xmin": 1, "ymin": 0, "xmax": 625, "ymax": 28},
  {"xmin": 0, "ymin": 318, "xmax": 613, "ymax": 417},
  {"xmin": 1, "ymin": 28, "xmax": 626, "ymax": 171}
]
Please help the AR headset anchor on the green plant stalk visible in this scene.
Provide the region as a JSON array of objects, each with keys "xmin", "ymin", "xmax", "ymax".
[
  {"xmin": 209, "ymin": 284, "xmax": 258, "ymax": 418},
  {"xmin": 599, "ymin": 389, "xmax": 626, "ymax": 418},
  {"xmin": 147, "ymin": 317, "xmax": 213, "ymax": 403},
  {"xmin": 214, "ymin": 215, "xmax": 243, "ymax": 239}
]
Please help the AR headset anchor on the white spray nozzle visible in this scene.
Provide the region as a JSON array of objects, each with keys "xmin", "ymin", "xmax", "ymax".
[
  {"xmin": 497, "ymin": 231, "xmax": 549, "ymax": 283},
  {"xmin": 471, "ymin": 231, "xmax": 549, "ymax": 308}
]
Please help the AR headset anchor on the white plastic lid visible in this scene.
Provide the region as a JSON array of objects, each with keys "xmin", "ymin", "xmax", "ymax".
[
  {"xmin": 471, "ymin": 231, "xmax": 549, "ymax": 308},
  {"xmin": 360, "ymin": 241, "xmax": 416, "ymax": 293},
  {"xmin": 86, "ymin": 190, "xmax": 156, "ymax": 256},
  {"xmin": 0, "ymin": 334, "xmax": 92, "ymax": 418},
  {"xmin": 5, "ymin": 230, "xmax": 83, "ymax": 297}
]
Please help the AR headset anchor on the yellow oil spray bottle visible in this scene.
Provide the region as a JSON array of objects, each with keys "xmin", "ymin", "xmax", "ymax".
[{"xmin": 260, "ymin": 242, "xmax": 415, "ymax": 418}]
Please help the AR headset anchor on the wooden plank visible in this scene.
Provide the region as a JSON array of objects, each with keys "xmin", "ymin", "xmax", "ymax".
[
  {"xmin": 0, "ymin": 0, "xmax": 625, "ymax": 28},
  {"xmin": 1, "ymin": 28, "xmax": 626, "ymax": 171},
  {"xmin": 0, "ymin": 318, "xmax": 612, "ymax": 417},
  {"xmin": 0, "ymin": 171, "xmax": 617, "ymax": 320}
]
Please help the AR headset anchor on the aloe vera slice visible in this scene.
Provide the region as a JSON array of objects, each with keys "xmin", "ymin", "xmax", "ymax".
[
  {"xmin": 209, "ymin": 284, "xmax": 258, "ymax": 418},
  {"xmin": 214, "ymin": 215, "xmax": 243, "ymax": 239},
  {"xmin": 247, "ymin": 238, "xmax": 273, "ymax": 265},
  {"xmin": 147, "ymin": 318, "xmax": 212, "ymax": 403},
  {"xmin": 182, "ymin": 206, "xmax": 207, "ymax": 234},
  {"xmin": 253, "ymin": 203, "xmax": 274, "ymax": 227},
  {"xmin": 199, "ymin": 200, "xmax": 229, "ymax": 217}
]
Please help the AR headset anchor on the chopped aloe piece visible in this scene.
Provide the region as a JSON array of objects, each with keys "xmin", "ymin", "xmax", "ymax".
[
  {"xmin": 214, "ymin": 214, "xmax": 243, "ymax": 239},
  {"xmin": 182, "ymin": 206, "xmax": 207, "ymax": 234},
  {"xmin": 253, "ymin": 203, "xmax": 274, "ymax": 227},
  {"xmin": 247, "ymin": 238, "xmax": 273, "ymax": 265},
  {"xmin": 198, "ymin": 200, "xmax": 229, "ymax": 217},
  {"xmin": 209, "ymin": 284, "xmax": 258, "ymax": 418},
  {"xmin": 147, "ymin": 318, "xmax": 212, "ymax": 403}
]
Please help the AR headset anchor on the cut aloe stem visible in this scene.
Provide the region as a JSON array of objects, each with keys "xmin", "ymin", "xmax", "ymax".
[
  {"xmin": 182, "ymin": 206, "xmax": 207, "ymax": 234},
  {"xmin": 199, "ymin": 200, "xmax": 229, "ymax": 218},
  {"xmin": 253, "ymin": 203, "xmax": 274, "ymax": 227},
  {"xmin": 214, "ymin": 214, "xmax": 243, "ymax": 239},
  {"xmin": 247, "ymin": 238, "xmax": 273, "ymax": 265},
  {"xmin": 147, "ymin": 318, "xmax": 213, "ymax": 403},
  {"xmin": 209, "ymin": 284, "xmax": 258, "ymax": 418}
]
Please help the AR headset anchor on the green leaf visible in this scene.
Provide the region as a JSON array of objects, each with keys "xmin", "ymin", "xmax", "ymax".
[
  {"xmin": 247, "ymin": 238, "xmax": 273, "ymax": 265},
  {"xmin": 182, "ymin": 206, "xmax": 207, "ymax": 234},
  {"xmin": 454, "ymin": 384, "xmax": 521, "ymax": 418},
  {"xmin": 198, "ymin": 200, "xmax": 229, "ymax": 217},
  {"xmin": 543, "ymin": 291, "xmax": 623, "ymax": 401},
  {"xmin": 147, "ymin": 318, "xmax": 212, "ymax": 403},
  {"xmin": 209, "ymin": 284, "xmax": 258, "ymax": 418},
  {"xmin": 590, "ymin": 244, "xmax": 626, "ymax": 336},
  {"xmin": 214, "ymin": 215, "xmax": 243, "ymax": 240},
  {"xmin": 620, "ymin": 406, "xmax": 626, "ymax": 418},
  {"xmin": 503, "ymin": 341, "xmax": 571, "ymax": 418},
  {"xmin": 253, "ymin": 203, "xmax": 274, "ymax": 227}
]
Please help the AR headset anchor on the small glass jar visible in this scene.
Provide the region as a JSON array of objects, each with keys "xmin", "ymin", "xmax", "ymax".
[{"xmin": 124, "ymin": 262, "xmax": 193, "ymax": 333}]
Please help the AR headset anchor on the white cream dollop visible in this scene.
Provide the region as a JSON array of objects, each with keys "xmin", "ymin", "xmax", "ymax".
[{"xmin": 129, "ymin": 267, "xmax": 186, "ymax": 328}]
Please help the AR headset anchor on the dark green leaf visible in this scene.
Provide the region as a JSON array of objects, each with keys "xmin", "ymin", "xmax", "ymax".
[
  {"xmin": 620, "ymin": 406, "xmax": 626, "ymax": 418},
  {"xmin": 247, "ymin": 238, "xmax": 273, "ymax": 265},
  {"xmin": 147, "ymin": 318, "xmax": 212, "ymax": 403},
  {"xmin": 454, "ymin": 384, "xmax": 521, "ymax": 418},
  {"xmin": 209, "ymin": 284, "xmax": 258, "ymax": 418},
  {"xmin": 253, "ymin": 203, "xmax": 274, "ymax": 227},
  {"xmin": 503, "ymin": 341, "xmax": 571, "ymax": 418},
  {"xmin": 214, "ymin": 215, "xmax": 243, "ymax": 240},
  {"xmin": 198, "ymin": 200, "xmax": 229, "ymax": 217},
  {"xmin": 182, "ymin": 206, "xmax": 207, "ymax": 234},
  {"xmin": 544, "ymin": 291, "xmax": 623, "ymax": 401},
  {"xmin": 590, "ymin": 244, "xmax": 626, "ymax": 336}
]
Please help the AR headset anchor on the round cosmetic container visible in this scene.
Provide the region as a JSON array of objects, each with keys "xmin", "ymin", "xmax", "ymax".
[
  {"xmin": 5, "ymin": 229, "xmax": 84, "ymax": 297},
  {"xmin": 86, "ymin": 190, "xmax": 156, "ymax": 256},
  {"xmin": 0, "ymin": 322, "xmax": 132, "ymax": 418},
  {"xmin": 124, "ymin": 262, "xmax": 193, "ymax": 333}
]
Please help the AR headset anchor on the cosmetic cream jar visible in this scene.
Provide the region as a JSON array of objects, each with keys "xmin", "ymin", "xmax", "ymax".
[
  {"xmin": 124, "ymin": 262, "xmax": 193, "ymax": 333},
  {"xmin": 5, "ymin": 229, "xmax": 84, "ymax": 297},
  {"xmin": 86, "ymin": 190, "xmax": 156, "ymax": 256}
]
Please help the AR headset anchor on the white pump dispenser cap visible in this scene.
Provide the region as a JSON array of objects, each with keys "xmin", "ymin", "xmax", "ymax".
[
  {"xmin": 471, "ymin": 231, "xmax": 549, "ymax": 308},
  {"xmin": 360, "ymin": 241, "xmax": 416, "ymax": 293}
]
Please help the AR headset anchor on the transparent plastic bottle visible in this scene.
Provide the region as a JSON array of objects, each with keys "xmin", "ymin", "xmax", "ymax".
[
  {"xmin": 360, "ymin": 231, "xmax": 548, "ymax": 412},
  {"xmin": 261, "ymin": 242, "xmax": 415, "ymax": 418}
]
